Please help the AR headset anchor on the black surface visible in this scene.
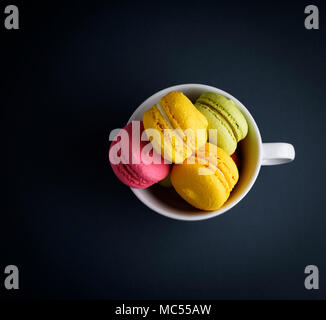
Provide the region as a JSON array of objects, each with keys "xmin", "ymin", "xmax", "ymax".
[{"xmin": 1, "ymin": 0, "xmax": 325, "ymax": 299}]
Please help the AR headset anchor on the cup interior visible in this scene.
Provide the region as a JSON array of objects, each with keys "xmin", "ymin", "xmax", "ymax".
[{"xmin": 128, "ymin": 84, "xmax": 262, "ymax": 221}]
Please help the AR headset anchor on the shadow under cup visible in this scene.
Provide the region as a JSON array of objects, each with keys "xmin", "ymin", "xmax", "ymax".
[{"xmin": 129, "ymin": 85, "xmax": 262, "ymax": 221}]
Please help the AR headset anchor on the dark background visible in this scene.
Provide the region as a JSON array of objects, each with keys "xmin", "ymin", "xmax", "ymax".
[{"xmin": 1, "ymin": 0, "xmax": 325, "ymax": 299}]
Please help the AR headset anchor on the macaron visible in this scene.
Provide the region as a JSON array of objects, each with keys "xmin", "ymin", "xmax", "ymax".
[
  {"xmin": 109, "ymin": 121, "xmax": 170, "ymax": 189},
  {"xmin": 171, "ymin": 143, "xmax": 239, "ymax": 211},
  {"xmin": 143, "ymin": 91, "xmax": 208, "ymax": 163},
  {"xmin": 195, "ymin": 92, "xmax": 248, "ymax": 155}
]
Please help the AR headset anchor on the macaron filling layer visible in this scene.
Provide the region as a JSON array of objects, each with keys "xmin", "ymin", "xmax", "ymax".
[{"xmin": 156, "ymin": 101, "xmax": 174, "ymax": 130}]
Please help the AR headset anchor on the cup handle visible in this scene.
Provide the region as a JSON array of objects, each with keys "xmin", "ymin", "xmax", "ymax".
[{"xmin": 262, "ymin": 143, "xmax": 295, "ymax": 166}]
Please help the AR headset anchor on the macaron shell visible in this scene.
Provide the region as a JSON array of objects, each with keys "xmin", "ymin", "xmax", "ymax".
[
  {"xmin": 196, "ymin": 92, "xmax": 248, "ymax": 142},
  {"xmin": 160, "ymin": 91, "xmax": 208, "ymax": 136},
  {"xmin": 195, "ymin": 102, "xmax": 237, "ymax": 155},
  {"xmin": 171, "ymin": 143, "xmax": 239, "ymax": 211},
  {"xmin": 171, "ymin": 163, "xmax": 230, "ymax": 211}
]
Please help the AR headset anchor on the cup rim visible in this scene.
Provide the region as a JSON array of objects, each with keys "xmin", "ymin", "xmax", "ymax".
[{"xmin": 128, "ymin": 84, "xmax": 263, "ymax": 221}]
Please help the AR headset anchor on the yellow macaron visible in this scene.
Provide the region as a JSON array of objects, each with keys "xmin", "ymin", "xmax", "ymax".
[
  {"xmin": 143, "ymin": 91, "xmax": 208, "ymax": 163},
  {"xmin": 171, "ymin": 143, "xmax": 239, "ymax": 211}
]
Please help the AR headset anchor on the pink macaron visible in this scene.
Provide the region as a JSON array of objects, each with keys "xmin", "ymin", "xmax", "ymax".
[{"xmin": 109, "ymin": 121, "xmax": 170, "ymax": 189}]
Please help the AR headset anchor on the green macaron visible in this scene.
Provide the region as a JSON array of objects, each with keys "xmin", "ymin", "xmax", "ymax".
[{"xmin": 195, "ymin": 92, "xmax": 248, "ymax": 155}]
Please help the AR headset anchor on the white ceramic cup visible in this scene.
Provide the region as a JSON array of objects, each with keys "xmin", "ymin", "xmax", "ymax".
[{"xmin": 128, "ymin": 84, "xmax": 295, "ymax": 221}]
